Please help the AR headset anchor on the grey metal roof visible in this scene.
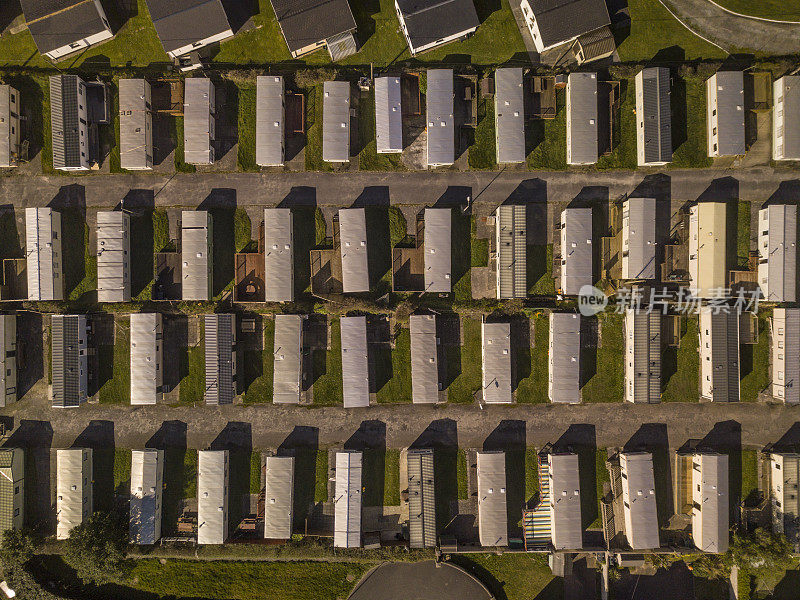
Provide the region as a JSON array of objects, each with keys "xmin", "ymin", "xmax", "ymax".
[
  {"xmin": 334, "ymin": 451, "xmax": 362, "ymax": 548},
  {"xmin": 129, "ymin": 449, "xmax": 163, "ymax": 545},
  {"xmin": 26, "ymin": 207, "xmax": 62, "ymax": 301},
  {"xmin": 197, "ymin": 450, "xmax": 228, "ymax": 545},
  {"xmin": 269, "ymin": 0, "xmax": 357, "ymax": 54},
  {"xmin": 758, "ymin": 204, "xmax": 797, "ymax": 303},
  {"xmin": 560, "ymin": 207, "xmax": 593, "ymax": 295},
  {"xmin": 339, "ymin": 208, "xmax": 369, "ymax": 293},
  {"xmin": 477, "ymin": 451, "xmax": 507, "ymax": 546},
  {"xmin": 426, "ymin": 69, "xmax": 454, "ymax": 166},
  {"xmin": 56, "ymin": 448, "xmax": 92, "ymax": 540},
  {"xmin": 204, "ymin": 314, "xmax": 236, "ymax": 406},
  {"xmin": 264, "ymin": 208, "xmax": 294, "ymax": 302},
  {"xmin": 424, "ymin": 208, "xmax": 451, "ymax": 292},
  {"xmin": 0, "ymin": 314, "xmax": 16, "ymax": 408},
  {"xmin": 181, "ymin": 211, "xmax": 211, "ymax": 301},
  {"xmin": 619, "ymin": 451, "xmax": 659, "ymax": 550},
  {"xmin": 146, "ymin": 0, "xmax": 232, "ymax": 55},
  {"xmin": 51, "ymin": 314, "xmax": 87, "ymax": 408},
  {"xmin": 273, "ymin": 314, "xmax": 303, "ymax": 404},
  {"xmin": 526, "ymin": 0, "xmax": 610, "ymax": 48},
  {"xmin": 549, "ymin": 313, "xmax": 581, "ymax": 404},
  {"xmin": 636, "ymin": 68, "xmax": 672, "ymax": 165},
  {"xmin": 709, "ymin": 72, "xmax": 745, "ymax": 156},
  {"xmin": 410, "ymin": 314, "xmax": 439, "ymax": 404},
  {"xmin": 130, "ymin": 313, "xmax": 162, "ymax": 406},
  {"xmin": 621, "ymin": 198, "xmax": 656, "ymax": 280},
  {"xmin": 567, "ymin": 73, "xmax": 598, "ymax": 165},
  {"xmin": 775, "ymin": 76, "xmax": 800, "ymax": 159},
  {"xmin": 407, "ymin": 448, "xmax": 436, "ymax": 548},
  {"xmin": 322, "ymin": 81, "xmax": 350, "ymax": 162},
  {"xmin": 96, "ymin": 211, "xmax": 130, "ymax": 302},
  {"xmin": 119, "ymin": 79, "xmax": 152, "ymax": 170},
  {"xmin": 701, "ymin": 308, "xmax": 740, "ymax": 403},
  {"xmin": 340, "ymin": 316, "xmax": 369, "ymax": 408},
  {"xmin": 496, "ymin": 205, "xmax": 527, "ymax": 298},
  {"xmin": 692, "ymin": 453, "xmax": 729, "ymax": 553},
  {"xmin": 184, "ymin": 78, "xmax": 215, "ymax": 165},
  {"xmin": 625, "ymin": 309, "xmax": 661, "ymax": 404},
  {"xmin": 773, "ymin": 308, "xmax": 800, "ymax": 405},
  {"xmin": 264, "ymin": 455, "xmax": 294, "ymax": 539},
  {"xmin": 375, "ymin": 76, "xmax": 403, "ymax": 153},
  {"xmin": 49, "ymin": 75, "xmax": 81, "ymax": 169},
  {"xmin": 396, "ymin": 0, "xmax": 479, "ymax": 52},
  {"xmin": 482, "ymin": 321, "xmax": 512, "ymax": 404},
  {"xmin": 549, "ymin": 453, "xmax": 583, "ymax": 550},
  {"xmin": 256, "ymin": 76, "xmax": 285, "ymax": 167},
  {"xmin": 0, "ymin": 448, "xmax": 23, "ymax": 532},
  {"xmin": 22, "ymin": 0, "xmax": 111, "ymax": 55},
  {"xmin": 0, "ymin": 86, "xmax": 16, "ymax": 167},
  {"xmin": 495, "ymin": 68, "xmax": 525, "ymax": 164}
]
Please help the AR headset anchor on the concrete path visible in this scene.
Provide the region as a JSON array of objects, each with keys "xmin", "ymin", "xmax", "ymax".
[{"xmin": 664, "ymin": 0, "xmax": 800, "ymax": 55}]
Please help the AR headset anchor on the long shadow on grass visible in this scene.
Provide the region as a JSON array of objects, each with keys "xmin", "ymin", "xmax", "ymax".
[
  {"xmin": 210, "ymin": 422, "xmax": 253, "ymax": 532},
  {"xmin": 4, "ymin": 420, "xmax": 53, "ymax": 531},
  {"xmin": 279, "ymin": 426, "xmax": 319, "ymax": 527},
  {"xmin": 199, "ymin": 189, "xmax": 237, "ymax": 297},
  {"xmin": 73, "ymin": 420, "xmax": 115, "ymax": 513},
  {"xmin": 555, "ymin": 424, "xmax": 598, "ymax": 529},
  {"xmin": 484, "ymin": 420, "xmax": 526, "ymax": 537},
  {"xmin": 147, "ymin": 420, "xmax": 188, "ymax": 536},
  {"xmin": 624, "ymin": 423, "xmax": 673, "ymax": 527},
  {"xmin": 49, "ymin": 185, "xmax": 89, "ymax": 301},
  {"xmin": 412, "ymin": 419, "xmax": 459, "ymax": 531},
  {"xmin": 345, "ymin": 420, "xmax": 386, "ymax": 508},
  {"xmin": 124, "ymin": 189, "xmax": 156, "ymax": 298}
]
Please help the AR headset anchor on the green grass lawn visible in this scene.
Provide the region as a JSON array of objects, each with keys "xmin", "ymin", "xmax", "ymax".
[
  {"xmin": 98, "ymin": 316, "xmax": 130, "ymax": 404},
  {"xmin": 236, "ymin": 81, "xmax": 258, "ymax": 172},
  {"xmin": 741, "ymin": 449, "xmax": 760, "ymax": 507},
  {"xmin": 468, "ymin": 94, "xmax": 497, "ymax": 170},
  {"xmin": 525, "ymin": 448, "xmax": 539, "ymax": 505},
  {"xmin": 304, "ymin": 83, "xmax": 330, "ymax": 172},
  {"xmin": 312, "ymin": 318, "xmax": 343, "ymax": 406},
  {"xmin": 234, "ymin": 208, "xmax": 254, "ymax": 252},
  {"xmin": 457, "ymin": 449, "xmax": 468, "ymax": 500},
  {"xmin": 446, "ymin": 317, "xmax": 482, "ymax": 403},
  {"xmin": 581, "ymin": 313, "xmax": 624, "ymax": 403},
  {"xmin": 590, "ymin": 448, "xmax": 610, "ymax": 528},
  {"xmin": 384, "ymin": 449, "xmax": 401, "ymax": 505},
  {"xmin": 515, "ymin": 313, "xmax": 549, "ymax": 404},
  {"xmin": 315, "ymin": 449, "xmax": 329, "ymax": 503},
  {"xmin": 528, "ymin": 245, "xmax": 555, "ymax": 295},
  {"xmin": 250, "ymin": 452, "xmax": 262, "ymax": 494},
  {"xmin": 452, "ymin": 553, "xmax": 561, "ymax": 600},
  {"xmin": 178, "ymin": 320, "xmax": 205, "ymax": 404},
  {"xmin": 713, "ymin": 0, "xmax": 800, "ymax": 20},
  {"xmin": 375, "ymin": 325, "xmax": 412, "ymax": 403},
  {"xmin": 662, "ymin": 315, "xmax": 700, "ymax": 402},
  {"xmin": 741, "ymin": 314, "xmax": 769, "ymax": 402},
  {"xmin": 526, "ymin": 88, "xmax": 567, "ymax": 170},
  {"xmin": 471, "ymin": 216, "xmax": 489, "ymax": 267},
  {"xmin": 737, "ymin": 200, "xmax": 752, "ymax": 268},
  {"xmin": 242, "ymin": 317, "xmax": 275, "ymax": 404},
  {"xmin": 672, "ymin": 75, "xmax": 714, "ymax": 168}
]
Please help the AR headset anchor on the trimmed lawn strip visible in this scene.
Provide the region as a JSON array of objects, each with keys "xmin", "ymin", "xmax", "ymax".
[
  {"xmin": 452, "ymin": 553, "xmax": 560, "ymax": 600},
  {"xmin": 741, "ymin": 449, "xmax": 759, "ymax": 507},
  {"xmin": 375, "ymin": 325, "xmax": 412, "ymax": 404},
  {"xmin": 384, "ymin": 449, "xmax": 401, "ymax": 506},
  {"xmin": 178, "ymin": 320, "xmax": 205, "ymax": 405},
  {"xmin": 528, "ymin": 245, "xmax": 555, "ymax": 295},
  {"xmin": 526, "ymin": 87, "xmax": 566, "ymax": 170},
  {"xmin": 446, "ymin": 317, "xmax": 482, "ymax": 404},
  {"xmin": 250, "ymin": 452, "xmax": 262, "ymax": 494},
  {"xmin": 515, "ymin": 312, "xmax": 549, "ymax": 404},
  {"xmin": 304, "ymin": 83, "xmax": 330, "ymax": 172},
  {"xmin": 662, "ymin": 314, "xmax": 700, "ymax": 402},
  {"xmin": 737, "ymin": 200, "xmax": 751, "ymax": 268},
  {"xmin": 468, "ymin": 94, "xmax": 497, "ymax": 170},
  {"xmin": 236, "ymin": 82, "xmax": 257, "ymax": 172},
  {"xmin": 741, "ymin": 313, "xmax": 769, "ymax": 403},
  {"xmin": 242, "ymin": 317, "xmax": 275, "ymax": 404},
  {"xmin": 313, "ymin": 318, "xmax": 342, "ymax": 406},
  {"xmin": 98, "ymin": 316, "xmax": 131, "ymax": 404},
  {"xmin": 525, "ymin": 447, "xmax": 539, "ymax": 505},
  {"xmin": 589, "ymin": 448, "xmax": 610, "ymax": 528},
  {"xmin": 315, "ymin": 449, "xmax": 329, "ymax": 503},
  {"xmin": 581, "ymin": 312, "xmax": 624, "ymax": 403},
  {"xmin": 457, "ymin": 450, "xmax": 468, "ymax": 500},
  {"xmin": 471, "ymin": 216, "xmax": 489, "ymax": 267}
]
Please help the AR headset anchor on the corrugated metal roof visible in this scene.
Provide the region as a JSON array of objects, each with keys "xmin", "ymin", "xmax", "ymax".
[
  {"xmin": 97, "ymin": 211, "xmax": 131, "ymax": 302},
  {"xmin": 51, "ymin": 314, "xmax": 87, "ymax": 408},
  {"xmin": 621, "ymin": 198, "xmax": 656, "ymax": 280},
  {"xmin": 410, "ymin": 314, "xmax": 439, "ymax": 404},
  {"xmin": 407, "ymin": 448, "xmax": 436, "ymax": 548},
  {"xmin": 256, "ymin": 76, "xmax": 285, "ymax": 167},
  {"xmin": 197, "ymin": 450, "xmax": 228, "ymax": 544},
  {"xmin": 340, "ymin": 316, "xmax": 369, "ymax": 408},
  {"xmin": 549, "ymin": 453, "xmax": 583, "ymax": 550},
  {"xmin": 700, "ymin": 307, "xmax": 740, "ymax": 403},
  {"xmin": 130, "ymin": 313, "xmax": 162, "ymax": 406},
  {"xmin": 0, "ymin": 86, "xmax": 15, "ymax": 167},
  {"xmin": 264, "ymin": 455, "xmax": 294, "ymax": 539},
  {"xmin": 396, "ymin": 0, "xmax": 479, "ymax": 52},
  {"xmin": 269, "ymin": 0, "xmax": 357, "ymax": 54},
  {"xmin": 322, "ymin": 81, "xmax": 350, "ymax": 162},
  {"xmin": 129, "ymin": 449, "xmax": 163, "ymax": 545},
  {"xmin": 204, "ymin": 314, "xmax": 236, "ymax": 406},
  {"xmin": 49, "ymin": 75, "xmax": 81, "ymax": 169},
  {"xmin": 758, "ymin": 204, "xmax": 797, "ymax": 303},
  {"xmin": 636, "ymin": 67, "xmax": 672, "ymax": 165},
  {"xmin": 426, "ymin": 69, "xmax": 454, "ymax": 166},
  {"xmin": 527, "ymin": 0, "xmax": 610, "ymax": 49},
  {"xmin": 0, "ymin": 314, "xmax": 16, "ymax": 408},
  {"xmin": 477, "ymin": 451, "xmax": 507, "ymax": 546},
  {"xmin": 56, "ymin": 448, "xmax": 92, "ymax": 540},
  {"xmin": 482, "ymin": 321, "xmax": 512, "ymax": 404},
  {"xmin": 560, "ymin": 207, "xmax": 593, "ymax": 295},
  {"xmin": 26, "ymin": 207, "xmax": 62, "ymax": 301},
  {"xmin": 375, "ymin": 76, "xmax": 402, "ymax": 153},
  {"xmin": 184, "ymin": 78, "xmax": 215, "ymax": 165},
  {"xmin": 339, "ymin": 208, "xmax": 369, "ymax": 293},
  {"xmin": 772, "ymin": 308, "xmax": 800, "ymax": 405},
  {"xmin": 619, "ymin": 451, "xmax": 659, "ymax": 550},
  {"xmin": 692, "ymin": 453, "xmax": 729, "ymax": 553},
  {"xmin": 182, "ymin": 211, "xmax": 211, "ymax": 301},
  {"xmin": 567, "ymin": 73, "xmax": 598, "ymax": 164},
  {"xmin": 495, "ymin": 68, "xmax": 525, "ymax": 164},
  {"xmin": 775, "ymin": 76, "xmax": 800, "ymax": 160},
  {"xmin": 549, "ymin": 313, "xmax": 581, "ymax": 403},
  {"xmin": 624, "ymin": 309, "xmax": 661, "ymax": 404},
  {"xmin": 119, "ymin": 79, "xmax": 152, "ymax": 170},
  {"xmin": 0, "ymin": 448, "xmax": 22, "ymax": 532},
  {"xmin": 496, "ymin": 205, "xmax": 527, "ymax": 298},
  {"xmin": 689, "ymin": 203, "xmax": 727, "ymax": 299},
  {"xmin": 424, "ymin": 208, "xmax": 451, "ymax": 292},
  {"xmin": 264, "ymin": 208, "xmax": 294, "ymax": 302},
  {"xmin": 708, "ymin": 72, "xmax": 745, "ymax": 156},
  {"xmin": 334, "ymin": 451, "xmax": 362, "ymax": 548},
  {"xmin": 273, "ymin": 314, "xmax": 303, "ymax": 404}
]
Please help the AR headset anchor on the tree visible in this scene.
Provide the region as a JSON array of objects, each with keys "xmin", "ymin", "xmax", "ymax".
[
  {"xmin": 63, "ymin": 511, "xmax": 128, "ymax": 585},
  {"xmin": 0, "ymin": 529, "xmax": 40, "ymax": 566},
  {"xmin": 730, "ymin": 527, "xmax": 793, "ymax": 575}
]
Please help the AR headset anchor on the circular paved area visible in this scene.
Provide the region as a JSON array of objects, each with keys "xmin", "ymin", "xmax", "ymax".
[{"xmin": 348, "ymin": 560, "xmax": 493, "ymax": 600}]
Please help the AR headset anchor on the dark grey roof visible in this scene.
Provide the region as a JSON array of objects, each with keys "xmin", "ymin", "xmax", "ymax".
[
  {"xmin": 709, "ymin": 71, "xmax": 745, "ymax": 156},
  {"xmin": 566, "ymin": 73, "xmax": 598, "ymax": 164},
  {"xmin": 776, "ymin": 76, "xmax": 800, "ymax": 159},
  {"xmin": 625, "ymin": 310, "xmax": 660, "ymax": 404},
  {"xmin": 702, "ymin": 308, "xmax": 740, "ymax": 403},
  {"xmin": 396, "ymin": 0, "xmax": 478, "ymax": 51},
  {"xmin": 204, "ymin": 314, "xmax": 236, "ymax": 406},
  {"xmin": 526, "ymin": 0, "xmax": 610, "ymax": 49},
  {"xmin": 495, "ymin": 68, "xmax": 525, "ymax": 164},
  {"xmin": 270, "ymin": 0, "xmax": 356, "ymax": 54},
  {"xmin": 549, "ymin": 313, "xmax": 581, "ymax": 404},
  {"xmin": 49, "ymin": 75, "xmax": 81, "ymax": 169},
  {"xmin": 410, "ymin": 314, "xmax": 439, "ymax": 404},
  {"xmin": 145, "ymin": 0, "xmax": 231, "ymax": 54},
  {"xmin": 637, "ymin": 67, "xmax": 672, "ymax": 165},
  {"xmin": 51, "ymin": 314, "xmax": 87, "ymax": 408},
  {"xmin": 407, "ymin": 448, "xmax": 436, "ymax": 548},
  {"xmin": 22, "ymin": 0, "xmax": 110, "ymax": 55},
  {"xmin": 758, "ymin": 204, "xmax": 797, "ymax": 303},
  {"xmin": 426, "ymin": 69, "xmax": 454, "ymax": 166}
]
